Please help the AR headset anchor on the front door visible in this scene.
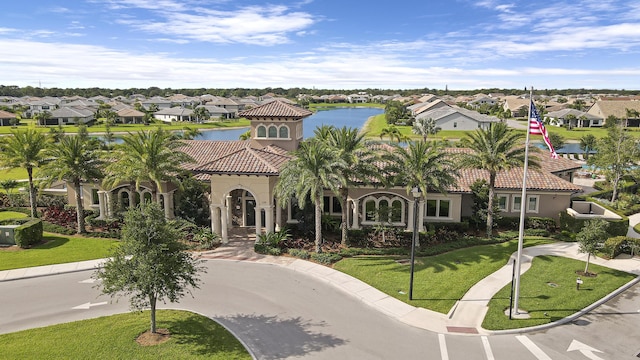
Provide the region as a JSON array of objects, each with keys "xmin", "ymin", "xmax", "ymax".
[{"xmin": 245, "ymin": 199, "xmax": 256, "ymax": 226}]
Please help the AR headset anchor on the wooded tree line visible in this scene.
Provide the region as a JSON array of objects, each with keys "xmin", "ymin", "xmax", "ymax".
[{"xmin": 1, "ymin": 85, "xmax": 638, "ymax": 99}]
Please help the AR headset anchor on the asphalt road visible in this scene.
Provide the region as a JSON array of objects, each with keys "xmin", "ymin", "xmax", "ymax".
[{"xmin": 1, "ymin": 259, "xmax": 638, "ymax": 359}]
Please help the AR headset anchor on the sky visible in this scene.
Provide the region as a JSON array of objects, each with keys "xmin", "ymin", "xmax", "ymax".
[{"xmin": 1, "ymin": 0, "xmax": 640, "ymax": 90}]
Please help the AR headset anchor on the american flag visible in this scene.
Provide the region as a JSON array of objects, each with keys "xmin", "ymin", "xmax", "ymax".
[{"xmin": 529, "ymin": 100, "xmax": 559, "ymax": 159}]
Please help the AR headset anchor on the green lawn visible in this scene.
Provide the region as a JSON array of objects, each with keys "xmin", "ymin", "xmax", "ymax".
[
  {"xmin": 0, "ymin": 167, "xmax": 33, "ymax": 181},
  {"xmin": 333, "ymin": 238, "xmax": 552, "ymax": 314},
  {"xmin": 0, "ymin": 211, "xmax": 27, "ymax": 220},
  {"xmin": 0, "ymin": 310, "xmax": 251, "ymax": 359},
  {"xmin": 482, "ymin": 255, "xmax": 636, "ymax": 330},
  {"xmin": 0, "ymin": 233, "xmax": 119, "ymax": 271}
]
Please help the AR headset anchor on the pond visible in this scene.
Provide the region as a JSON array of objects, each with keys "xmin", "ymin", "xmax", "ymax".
[{"xmin": 194, "ymin": 107, "xmax": 383, "ymax": 141}]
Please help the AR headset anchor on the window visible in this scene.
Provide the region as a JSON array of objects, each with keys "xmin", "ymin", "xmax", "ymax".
[
  {"xmin": 91, "ymin": 189, "xmax": 99, "ymax": 205},
  {"xmin": 362, "ymin": 196, "xmax": 406, "ymax": 225},
  {"xmin": 323, "ymin": 196, "xmax": 331, "ymax": 213},
  {"xmin": 527, "ymin": 196, "xmax": 539, "ymax": 213},
  {"xmin": 497, "ymin": 195, "xmax": 508, "ymax": 211},
  {"xmin": 438, "ymin": 200, "xmax": 450, "ymax": 217},
  {"xmin": 120, "ymin": 191, "xmax": 130, "ymax": 208},
  {"xmin": 268, "ymin": 125, "xmax": 277, "ymax": 138},
  {"xmin": 257, "ymin": 125, "xmax": 266, "ymax": 138},
  {"xmin": 332, "ymin": 197, "xmax": 342, "ymax": 214},
  {"xmin": 365, "ymin": 200, "xmax": 376, "ymax": 221},
  {"xmin": 379, "ymin": 199, "xmax": 389, "ymax": 222},
  {"xmin": 143, "ymin": 192, "xmax": 152, "ymax": 203},
  {"xmin": 426, "ymin": 199, "xmax": 437, "ymax": 217},
  {"xmin": 391, "ymin": 200, "xmax": 402, "ymax": 222},
  {"xmin": 513, "ymin": 196, "xmax": 521, "ymax": 212},
  {"xmin": 453, "ymin": 122, "xmax": 457, "ymax": 128},
  {"xmin": 279, "ymin": 125, "xmax": 289, "ymax": 138}
]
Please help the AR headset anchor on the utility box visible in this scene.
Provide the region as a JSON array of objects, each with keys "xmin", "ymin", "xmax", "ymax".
[{"xmin": 0, "ymin": 225, "xmax": 19, "ymax": 245}]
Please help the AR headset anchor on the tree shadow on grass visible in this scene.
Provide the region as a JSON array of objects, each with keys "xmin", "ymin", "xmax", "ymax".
[
  {"xmin": 33, "ymin": 236, "xmax": 69, "ymax": 249},
  {"xmin": 215, "ymin": 313, "xmax": 348, "ymax": 360}
]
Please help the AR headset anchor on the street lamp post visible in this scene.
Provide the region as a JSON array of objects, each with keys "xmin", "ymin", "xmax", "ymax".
[{"xmin": 409, "ymin": 187, "xmax": 421, "ymax": 300}]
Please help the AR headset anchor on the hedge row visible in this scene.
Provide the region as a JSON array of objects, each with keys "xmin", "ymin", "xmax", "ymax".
[
  {"xmin": 602, "ymin": 236, "xmax": 640, "ymax": 258},
  {"xmin": 14, "ymin": 218, "xmax": 43, "ymax": 248}
]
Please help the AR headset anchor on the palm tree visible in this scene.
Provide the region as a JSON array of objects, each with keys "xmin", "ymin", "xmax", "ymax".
[
  {"xmin": 457, "ymin": 123, "xmax": 537, "ymax": 237},
  {"xmin": 192, "ymin": 107, "xmax": 210, "ymax": 123},
  {"xmin": 412, "ymin": 117, "xmax": 440, "ymax": 141},
  {"xmin": 275, "ymin": 140, "xmax": 346, "ymax": 253},
  {"xmin": 179, "ymin": 127, "xmax": 202, "ymax": 140},
  {"xmin": 40, "ymin": 135, "xmax": 103, "ymax": 233},
  {"xmin": 239, "ymin": 130, "xmax": 251, "ymax": 140},
  {"xmin": 380, "ymin": 124, "xmax": 402, "ymax": 143},
  {"xmin": 103, "ymin": 128, "xmax": 195, "ymax": 205},
  {"xmin": 34, "ymin": 111, "xmax": 51, "ymax": 126},
  {"xmin": 0, "ymin": 129, "xmax": 50, "ymax": 217},
  {"xmin": 579, "ymin": 134, "xmax": 597, "ymax": 160},
  {"xmin": 382, "ymin": 140, "xmax": 458, "ymax": 246},
  {"xmin": 322, "ymin": 126, "xmax": 381, "ymax": 245}
]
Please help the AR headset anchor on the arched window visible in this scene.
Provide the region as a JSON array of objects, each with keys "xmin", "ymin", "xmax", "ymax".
[
  {"xmin": 268, "ymin": 125, "xmax": 277, "ymax": 138},
  {"xmin": 365, "ymin": 200, "xmax": 376, "ymax": 221},
  {"xmin": 134, "ymin": 192, "xmax": 141, "ymax": 206},
  {"xmin": 391, "ymin": 200, "xmax": 403, "ymax": 222},
  {"xmin": 143, "ymin": 192, "xmax": 152, "ymax": 203},
  {"xmin": 279, "ymin": 125, "xmax": 289, "ymax": 138},
  {"xmin": 120, "ymin": 191, "xmax": 130, "ymax": 208},
  {"xmin": 379, "ymin": 199, "xmax": 389, "ymax": 222},
  {"xmin": 257, "ymin": 125, "xmax": 266, "ymax": 138}
]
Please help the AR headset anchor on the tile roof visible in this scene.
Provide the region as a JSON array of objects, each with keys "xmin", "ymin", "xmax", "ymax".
[
  {"xmin": 0, "ymin": 110, "xmax": 17, "ymax": 119},
  {"xmin": 452, "ymin": 168, "xmax": 582, "ymax": 193},
  {"xmin": 239, "ymin": 100, "xmax": 312, "ymax": 119},
  {"xmin": 178, "ymin": 140, "xmax": 250, "ymax": 171}
]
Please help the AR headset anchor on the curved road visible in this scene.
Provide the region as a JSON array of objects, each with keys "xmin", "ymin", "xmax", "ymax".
[{"xmin": 1, "ymin": 260, "xmax": 639, "ymax": 359}]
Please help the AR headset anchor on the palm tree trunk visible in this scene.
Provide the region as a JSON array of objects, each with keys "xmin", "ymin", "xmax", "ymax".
[
  {"xmin": 73, "ymin": 180, "xmax": 86, "ymax": 233},
  {"xmin": 27, "ymin": 167, "xmax": 37, "ymax": 218},
  {"xmin": 315, "ymin": 198, "xmax": 322, "ymax": 253},
  {"xmin": 340, "ymin": 187, "xmax": 349, "ymax": 246},
  {"xmin": 486, "ymin": 173, "xmax": 496, "ymax": 238}
]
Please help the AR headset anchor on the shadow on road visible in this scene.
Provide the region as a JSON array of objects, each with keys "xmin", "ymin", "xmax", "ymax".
[{"xmin": 218, "ymin": 313, "xmax": 348, "ymax": 359}]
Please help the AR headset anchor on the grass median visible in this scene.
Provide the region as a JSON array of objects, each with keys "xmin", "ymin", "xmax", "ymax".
[
  {"xmin": 0, "ymin": 310, "xmax": 251, "ymax": 359},
  {"xmin": 0, "ymin": 233, "xmax": 119, "ymax": 271}
]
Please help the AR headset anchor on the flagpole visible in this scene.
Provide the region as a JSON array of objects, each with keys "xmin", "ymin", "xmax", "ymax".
[{"xmin": 512, "ymin": 87, "xmax": 533, "ymax": 315}]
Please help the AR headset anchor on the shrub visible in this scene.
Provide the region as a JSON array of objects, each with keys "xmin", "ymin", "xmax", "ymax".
[
  {"xmin": 14, "ymin": 218, "xmax": 43, "ymax": 248},
  {"xmin": 524, "ymin": 229, "xmax": 549, "ymax": 237},
  {"xmin": 41, "ymin": 206, "xmax": 77, "ymax": 229},
  {"xmin": 426, "ymin": 221, "xmax": 470, "ymax": 233},
  {"xmin": 526, "ymin": 217, "xmax": 557, "ymax": 231},
  {"xmin": 495, "ymin": 217, "xmax": 520, "ymax": 230},
  {"xmin": 287, "ymin": 248, "xmax": 310, "ymax": 259},
  {"xmin": 42, "ymin": 221, "xmax": 75, "ymax": 235},
  {"xmin": 191, "ymin": 228, "xmax": 221, "ymax": 250},
  {"xmin": 310, "ymin": 252, "xmax": 342, "ymax": 265},
  {"xmin": 254, "ymin": 230, "xmax": 291, "ymax": 254}
]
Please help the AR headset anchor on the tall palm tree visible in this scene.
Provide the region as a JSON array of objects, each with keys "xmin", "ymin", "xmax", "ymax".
[
  {"xmin": 412, "ymin": 117, "xmax": 440, "ymax": 141},
  {"xmin": 34, "ymin": 111, "xmax": 51, "ymax": 126},
  {"xmin": 103, "ymin": 128, "xmax": 195, "ymax": 205},
  {"xmin": 323, "ymin": 126, "xmax": 381, "ymax": 245},
  {"xmin": 383, "ymin": 140, "xmax": 458, "ymax": 246},
  {"xmin": 457, "ymin": 122, "xmax": 537, "ymax": 237},
  {"xmin": 0, "ymin": 129, "xmax": 50, "ymax": 217},
  {"xmin": 275, "ymin": 140, "xmax": 346, "ymax": 253},
  {"xmin": 579, "ymin": 134, "xmax": 597, "ymax": 160},
  {"xmin": 40, "ymin": 135, "xmax": 103, "ymax": 233}
]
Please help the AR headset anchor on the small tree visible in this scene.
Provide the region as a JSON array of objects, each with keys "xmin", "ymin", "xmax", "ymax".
[
  {"xmin": 94, "ymin": 202, "xmax": 204, "ymax": 334},
  {"xmin": 576, "ymin": 219, "xmax": 608, "ymax": 275}
]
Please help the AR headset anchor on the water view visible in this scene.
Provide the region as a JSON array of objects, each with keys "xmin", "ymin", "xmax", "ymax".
[{"xmin": 194, "ymin": 107, "xmax": 383, "ymax": 141}]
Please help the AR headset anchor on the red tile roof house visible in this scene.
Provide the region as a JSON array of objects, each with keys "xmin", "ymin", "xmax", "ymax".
[{"xmin": 69, "ymin": 101, "xmax": 582, "ymax": 243}]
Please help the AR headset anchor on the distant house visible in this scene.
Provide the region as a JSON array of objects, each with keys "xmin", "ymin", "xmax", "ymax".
[
  {"xmin": 196, "ymin": 104, "xmax": 231, "ymax": 120},
  {"xmin": 0, "ymin": 110, "xmax": 17, "ymax": 126},
  {"xmin": 204, "ymin": 97, "xmax": 243, "ymax": 117},
  {"xmin": 416, "ymin": 105, "xmax": 499, "ymax": 130},
  {"xmin": 503, "ymin": 97, "xmax": 530, "ymax": 117},
  {"xmin": 116, "ymin": 108, "xmax": 145, "ymax": 124},
  {"xmin": 141, "ymin": 97, "xmax": 172, "ymax": 110},
  {"xmin": 153, "ymin": 107, "xmax": 194, "ymax": 122},
  {"xmin": 408, "ymin": 99, "xmax": 449, "ymax": 116},
  {"xmin": 468, "ymin": 97, "xmax": 498, "ymax": 108},
  {"xmin": 347, "ymin": 93, "xmax": 370, "ymax": 103},
  {"xmin": 48, "ymin": 106, "xmax": 95, "ymax": 125},
  {"xmin": 546, "ymin": 109, "xmax": 602, "ymax": 128},
  {"xmin": 588, "ymin": 100, "xmax": 640, "ymax": 126}
]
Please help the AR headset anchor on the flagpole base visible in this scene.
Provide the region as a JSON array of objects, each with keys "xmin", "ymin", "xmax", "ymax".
[{"xmin": 505, "ymin": 308, "xmax": 530, "ymax": 319}]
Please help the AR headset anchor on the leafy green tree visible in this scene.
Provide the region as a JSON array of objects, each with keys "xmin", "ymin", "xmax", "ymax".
[
  {"xmin": 95, "ymin": 202, "xmax": 204, "ymax": 334},
  {"xmin": 0, "ymin": 129, "xmax": 50, "ymax": 217},
  {"xmin": 457, "ymin": 122, "xmax": 536, "ymax": 237},
  {"xmin": 588, "ymin": 124, "xmax": 639, "ymax": 201},
  {"xmin": 564, "ymin": 114, "xmax": 577, "ymax": 130},
  {"xmin": 412, "ymin": 117, "xmax": 440, "ymax": 142},
  {"xmin": 384, "ymin": 100, "xmax": 408, "ymax": 125},
  {"xmin": 192, "ymin": 107, "xmax": 210, "ymax": 123},
  {"xmin": 548, "ymin": 132, "xmax": 565, "ymax": 152},
  {"xmin": 275, "ymin": 140, "xmax": 346, "ymax": 253},
  {"xmin": 103, "ymin": 128, "xmax": 195, "ymax": 204},
  {"xmin": 382, "ymin": 140, "xmax": 457, "ymax": 246},
  {"xmin": 40, "ymin": 135, "xmax": 103, "ymax": 233},
  {"xmin": 0, "ymin": 179, "xmax": 19, "ymax": 207},
  {"xmin": 579, "ymin": 134, "xmax": 597, "ymax": 160},
  {"xmin": 576, "ymin": 219, "xmax": 608, "ymax": 274}
]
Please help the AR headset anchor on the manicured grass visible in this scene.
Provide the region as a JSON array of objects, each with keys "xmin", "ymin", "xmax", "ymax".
[
  {"xmin": 0, "ymin": 310, "xmax": 251, "ymax": 359},
  {"xmin": 333, "ymin": 238, "xmax": 552, "ymax": 314},
  {"xmin": 0, "ymin": 233, "xmax": 119, "ymax": 271},
  {"xmin": 0, "ymin": 211, "xmax": 27, "ymax": 220},
  {"xmin": 0, "ymin": 167, "xmax": 34, "ymax": 181},
  {"xmin": 482, "ymin": 255, "xmax": 636, "ymax": 330}
]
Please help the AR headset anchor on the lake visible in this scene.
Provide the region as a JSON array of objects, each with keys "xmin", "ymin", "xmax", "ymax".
[{"xmin": 194, "ymin": 107, "xmax": 383, "ymax": 141}]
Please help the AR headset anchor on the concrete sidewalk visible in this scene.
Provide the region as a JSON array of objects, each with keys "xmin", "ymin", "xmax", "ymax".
[{"xmin": 2, "ymin": 239, "xmax": 640, "ymax": 335}]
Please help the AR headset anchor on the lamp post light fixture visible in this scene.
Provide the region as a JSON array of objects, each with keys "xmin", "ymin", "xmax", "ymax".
[{"xmin": 409, "ymin": 187, "xmax": 421, "ymax": 300}]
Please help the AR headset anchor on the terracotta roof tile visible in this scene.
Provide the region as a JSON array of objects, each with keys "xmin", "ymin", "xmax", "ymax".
[
  {"xmin": 239, "ymin": 100, "xmax": 312, "ymax": 119},
  {"xmin": 194, "ymin": 147, "xmax": 291, "ymax": 175}
]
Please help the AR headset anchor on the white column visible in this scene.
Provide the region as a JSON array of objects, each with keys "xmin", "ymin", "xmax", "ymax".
[
  {"xmin": 255, "ymin": 206, "xmax": 262, "ymax": 236},
  {"xmin": 407, "ymin": 199, "xmax": 415, "ymax": 231},
  {"xmin": 221, "ymin": 206, "xmax": 229, "ymax": 244},
  {"xmin": 226, "ymin": 195, "xmax": 233, "ymax": 230},
  {"xmin": 211, "ymin": 205, "xmax": 221, "ymax": 236},
  {"xmin": 166, "ymin": 192, "xmax": 174, "ymax": 219},
  {"xmin": 265, "ymin": 205, "xmax": 274, "ymax": 233},
  {"xmin": 97, "ymin": 191, "xmax": 106, "ymax": 219},
  {"xmin": 351, "ymin": 198, "xmax": 360, "ymax": 229},
  {"xmin": 275, "ymin": 201, "xmax": 282, "ymax": 231},
  {"xmin": 418, "ymin": 200, "xmax": 425, "ymax": 232},
  {"xmin": 105, "ymin": 192, "xmax": 112, "ymax": 218}
]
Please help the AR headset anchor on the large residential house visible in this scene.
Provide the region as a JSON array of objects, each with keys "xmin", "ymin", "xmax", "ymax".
[
  {"xmin": 587, "ymin": 100, "xmax": 640, "ymax": 126},
  {"xmin": 0, "ymin": 110, "xmax": 17, "ymax": 126},
  {"xmin": 47, "ymin": 106, "xmax": 95, "ymax": 125},
  {"xmin": 546, "ymin": 109, "xmax": 603, "ymax": 128},
  {"xmin": 415, "ymin": 104, "xmax": 499, "ymax": 130},
  {"xmin": 69, "ymin": 100, "xmax": 582, "ymax": 244},
  {"xmin": 153, "ymin": 107, "xmax": 194, "ymax": 122}
]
